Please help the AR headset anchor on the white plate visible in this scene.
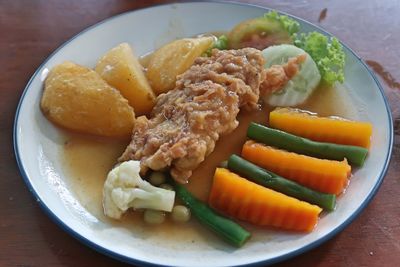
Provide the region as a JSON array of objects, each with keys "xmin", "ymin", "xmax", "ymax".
[{"xmin": 14, "ymin": 2, "xmax": 393, "ymax": 266}]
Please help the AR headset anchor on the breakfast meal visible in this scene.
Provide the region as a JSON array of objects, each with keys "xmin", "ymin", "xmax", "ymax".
[{"xmin": 40, "ymin": 11, "xmax": 373, "ymax": 247}]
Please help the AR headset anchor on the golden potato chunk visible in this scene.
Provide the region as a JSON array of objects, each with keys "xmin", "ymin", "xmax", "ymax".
[
  {"xmin": 146, "ymin": 37, "xmax": 213, "ymax": 95},
  {"xmin": 95, "ymin": 43, "xmax": 156, "ymax": 116},
  {"xmin": 41, "ymin": 61, "xmax": 135, "ymax": 138}
]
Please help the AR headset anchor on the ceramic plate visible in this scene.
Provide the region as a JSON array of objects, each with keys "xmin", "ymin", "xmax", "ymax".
[{"xmin": 14, "ymin": 2, "xmax": 393, "ymax": 266}]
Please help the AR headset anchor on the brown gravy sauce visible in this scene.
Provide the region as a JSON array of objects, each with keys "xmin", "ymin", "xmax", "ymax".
[{"xmin": 62, "ymin": 84, "xmax": 357, "ymax": 239}]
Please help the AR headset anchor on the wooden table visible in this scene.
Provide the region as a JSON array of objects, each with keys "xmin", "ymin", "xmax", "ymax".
[{"xmin": 1, "ymin": 0, "xmax": 399, "ymax": 266}]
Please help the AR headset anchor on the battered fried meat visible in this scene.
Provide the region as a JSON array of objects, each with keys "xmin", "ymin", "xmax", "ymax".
[{"xmin": 119, "ymin": 48, "xmax": 265, "ymax": 183}]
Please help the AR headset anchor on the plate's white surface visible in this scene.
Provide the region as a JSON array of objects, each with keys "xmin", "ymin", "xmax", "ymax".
[{"xmin": 14, "ymin": 2, "xmax": 393, "ymax": 266}]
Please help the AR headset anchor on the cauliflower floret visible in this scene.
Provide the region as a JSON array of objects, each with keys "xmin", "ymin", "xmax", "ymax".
[{"xmin": 103, "ymin": 160, "xmax": 175, "ymax": 219}]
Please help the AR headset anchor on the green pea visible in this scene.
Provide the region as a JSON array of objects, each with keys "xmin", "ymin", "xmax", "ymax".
[
  {"xmin": 159, "ymin": 183, "xmax": 174, "ymax": 191},
  {"xmin": 143, "ymin": 210, "xmax": 165, "ymax": 224},
  {"xmin": 171, "ymin": 205, "xmax": 191, "ymax": 223},
  {"xmin": 148, "ymin": 171, "xmax": 166, "ymax": 186}
]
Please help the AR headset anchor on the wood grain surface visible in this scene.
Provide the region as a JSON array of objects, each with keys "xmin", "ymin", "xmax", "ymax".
[{"xmin": 1, "ymin": 0, "xmax": 399, "ymax": 266}]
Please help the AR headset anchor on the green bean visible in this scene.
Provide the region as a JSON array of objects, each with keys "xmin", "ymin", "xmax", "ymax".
[
  {"xmin": 228, "ymin": 154, "xmax": 336, "ymax": 211},
  {"xmin": 247, "ymin": 123, "xmax": 368, "ymax": 166},
  {"xmin": 173, "ymin": 182, "xmax": 251, "ymax": 247}
]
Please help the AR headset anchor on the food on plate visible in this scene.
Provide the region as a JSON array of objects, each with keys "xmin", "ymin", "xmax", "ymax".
[
  {"xmin": 148, "ymin": 171, "xmax": 167, "ymax": 186},
  {"xmin": 171, "ymin": 205, "xmax": 191, "ymax": 223},
  {"xmin": 42, "ymin": 9, "xmax": 374, "ymax": 248},
  {"xmin": 261, "ymin": 44, "xmax": 321, "ymax": 106},
  {"xmin": 294, "ymin": 32, "xmax": 345, "ymax": 86},
  {"xmin": 174, "ymin": 180, "xmax": 251, "ymax": 247},
  {"xmin": 203, "ymin": 35, "xmax": 229, "ymax": 56},
  {"xmin": 103, "ymin": 160, "xmax": 175, "ymax": 220},
  {"xmin": 226, "ymin": 11, "xmax": 345, "ymax": 107},
  {"xmin": 159, "ymin": 183, "xmax": 174, "ymax": 191},
  {"xmin": 228, "ymin": 11, "xmax": 298, "ymax": 50},
  {"xmin": 95, "ymin": 43, "xmax": 156, "ymax": 116},
  {"xmin": 41, "ymin": 61, "xmax": 135, "ymax": 137},
  {"xmin": 269, "ymin": 107, "xmax": 373, "ymax": 148},
  {"xmin": 227, "ymin": 154, "xmax": 336, "ymax": 210},
  {"xmin": 146, "ymin": 37, "xmax": 214, "ymax": 95},
  {"xmin": 247, "ymin": 123, "xmax": 369, "ymax": 166},
  {"xmin": 228, "ymin": 11, "xmax": 345, "ymax": 86},
  {"xmin": 119, "ymin": 48, "xmax": 266, "ymax": 183},
  {"xmin": 143, "ymin": 209, "xmax": 166, "ymax": 224},
  {"xmin": 242, "ymin": 141, "xmax": 351, "ymax": 195},
  {"xmin": 209, "ymin": 168, "xmax": 322, "ymax": 232},
  {"xmin": 211, "ymin": 35, "xmax": 229, "ymax": 51}
]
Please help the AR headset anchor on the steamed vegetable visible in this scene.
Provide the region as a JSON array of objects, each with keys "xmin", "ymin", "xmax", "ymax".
[
  {"xmin": 103, "ymin": 160, "xmax": 175, "ymax": 219},
  {"xmin": 209, "ymin": 168, "xmax": 322, "ymax": 231},
  {"xmin": 228, "ymin": 11, "xmax": 298, "ymax": 50},
  {"xmin": 144, "ymin": 210, "xmax": 166, "ymax": 224},
  {"xmin": 228, "ymin": 154, "xmax": 336, "ymax": 210},
  {"xmin": 171, "ymin": 205, "xmax": 191, "ymax": 223},
  {"xmin": 146, "ymin": 37, "xmax": 214, "ymax": 95},
  {"xmin": 270, "ymin": 108, "xmax": 373, "ymax": 148},
  {"xmin": 294, "ymin": 32, "xmax": 345, "ymax": 85},
  {"xmin": 242, "ymin": 141, "xmax": 351, "ymax": 195},
  {"xmin": 148, "ymin": 171, "xmax": 167, "ymax": 186},
  {"xmin": 247, "ymin": 123, "xmax": 368, "ymax": 166},
  {"xmin": 95, "ymin": 43, "xmax": 156, "ymax": 116},
  {"xmin": 174, "ymin": 181, "xmax": 251, "ymax": 247},
  {"xmin": 160, "ymin": 183, "xmax": 174, "ymax": 191},
  {"xmin": 262, "ymin": 44, "xmax": 321, "ymax": 106}
]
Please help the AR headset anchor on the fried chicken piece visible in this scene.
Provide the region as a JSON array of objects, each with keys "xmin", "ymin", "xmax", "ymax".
[
  {"xmin": 261, "ymin": 54, "xmax": 306, "ymax": 94},
  {"xmin": 119, "ymin": 48, "xmax": 265, "ymax": 183}
]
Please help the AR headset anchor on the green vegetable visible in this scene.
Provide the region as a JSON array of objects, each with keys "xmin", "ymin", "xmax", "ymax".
[
  {"xmin": 294, "ymin": 32, "xmax": 345, "ymax": 85},
  {"xmin": 228, "ymin": 15, "xmax": 293, "ymax": 50},
  {"xmin": 171, "ymin": 205, "xmax": 191, "ymax": 223},
  {"xmin": 159, "ymin": 183, "xmax": 174, "ymax": 191},
  {"xmin": 204, "ymin": 35, "xmax": 228, "ymax": 56},
  {"xmin": 227, "ymin": 154, "xmax": 336, "ymax": 210},
  {"xmin": 143, "ymin": 210, "xmax": 166, "ymax": 224},
  {"xmin": 148, "ymin": 171, "xmax": 166, "ymax": 186},
  {"xmin": 173, "ymin": 181, "xmax": 251, "ymax": 247},
  {"xmin": 264, "ymin": 11, "xmax": 300, "ymax": 37},
  {"xmin": 262, "ymin": 44, "xmax": 321, "ymax": 106},
  {"xmin": 246, "ymin": 11, "xmax": 345, "ymax": 85},
  {"xmin": 247, "ymin": 123, "xmax": 368, "ymax": 166},
  {"xmin": 213, "ymin": 35, "xmax": 228, "ymax": 50}
]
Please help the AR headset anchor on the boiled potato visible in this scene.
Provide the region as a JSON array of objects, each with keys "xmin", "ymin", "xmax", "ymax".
[
  {"xmin": 41, "ymin": 61, "xmax": 135, "ymax": 138},
  {"xmin": 95, "ymin": 43, "xmax": 156, "ymax": 116},
  {"xmin": 146, "ymin": 37, "xmax": 213, "ymax": 95}
]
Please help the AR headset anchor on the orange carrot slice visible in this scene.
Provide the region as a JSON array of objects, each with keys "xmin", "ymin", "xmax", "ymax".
[
  {"xmin": 269, "ymin": 107, "xmax": 373, "ymax": 148},
  {"xmin": 209, "ymin": 168, "xmax": 322, "ymax": 232},
  {"xmin": 242, "ymin": 141, "xmax": 351, "ymax": 195}
]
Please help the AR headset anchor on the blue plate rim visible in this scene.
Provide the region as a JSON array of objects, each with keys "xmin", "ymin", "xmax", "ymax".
[{"xmin": 13, "ymin": 1, "xmax": 394, "ymax": 266}]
